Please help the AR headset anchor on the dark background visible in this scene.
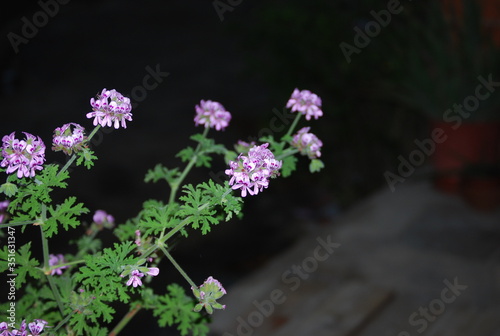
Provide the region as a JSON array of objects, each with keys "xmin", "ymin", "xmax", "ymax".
[{"xmin": 0, "ymin": 0, "xmax": 460, "ymax": 334}]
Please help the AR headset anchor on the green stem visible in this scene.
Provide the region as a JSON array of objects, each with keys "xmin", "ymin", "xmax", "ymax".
[
  {"xmin": 39, "ymin": 209, "xmax": 65, "ymax": 315},
  {"xmin": 142, "ymin": 203, "xmax": 210, "ymax": 260},
  {"xmin": 161, "ymin": 127, "xmax": 210, "ymax": 237},
  {"xmin": 57, "ymin": 125, "xmax": 101, "ymax": 177},
  {"xmin": 283, "ymin": 112, "xmax": 302, "ymax": 139},
  {"xmin": 49, "ymin": 259, "xmax": 85, "ymax": 270},
  {"xmin": 51, "ymin": 310, "xmax": 76, "ymax": 334},
  {"xmin": 2, "ymin": 220, "xmax": 38, "ymax": 228},
  {"xmin": 108, "ymin": 303, "xmax": 142, "ymax": 336},
  {"xmin": 275, "ymin": 148, "xmax": 299, "ymax": 161},
  {"xmin": 168, "ymin": 126, "xmax": 210, "ymax": 204},
  {"xmin": 40, "ymin": 205, "xmax": 49, "ymax": 269},
  {"xmin": 160, "ymin": 245, "xmax": 197, "ymax": 289}
]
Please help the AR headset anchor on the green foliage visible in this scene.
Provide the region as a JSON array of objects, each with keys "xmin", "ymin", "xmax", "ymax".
[
  {"xmin": 75, "ymin": 241, "xmax": 137, "ymax": 304},
  {"xmin": 138, "ymin": 199, "xmax": 182, "ymax": 236},
  {"xmin": 176, "ymin": 180, "xmax": 242, "ymax": 235},
  {"xmin": 7, "ymin": 164, "xmax": 69, "ymax": 221},
  {"xmin": 144, "ymin": 164, "xmax": 181, "ymax": 185},
  {"xmin": 177, "ymin": 184, "xmax": 219, "ymax": 234},
  {"xmin": 176, "ymin": 133, "xmax": 229, "ymax": 168},
  {"xmin": 0, "ymin": 242, "xmax": 41, "ymax": 289},
  {"xmin": 309, "ymin": 159, "xmax": 324, "ymax": 173},
  {"xmin": 0, "ymin": 88, "xmax": 324, "ymax": 335},
  {"xmin": 281, "ymin": 155, "xmax": 298, "ymax": 178},
  {"xmin": 0, "ymin": 182, "xmax": 18, "ymax": 197},
  {"xmin": 76, "ymin": 147, "xmax": 98, "ymax": 169},
  {"xmin": 152, "ymin": 284, "xmax": 209, "ymax": 336},
  {"xmin": 44, "ymin": 196, "xmax": 89, "ymax": 238}
]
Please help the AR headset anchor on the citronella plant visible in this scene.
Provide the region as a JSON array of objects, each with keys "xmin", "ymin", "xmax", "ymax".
[{"xmin": 0, "ymin": 87, "xmax": 324, "ymax": 335}]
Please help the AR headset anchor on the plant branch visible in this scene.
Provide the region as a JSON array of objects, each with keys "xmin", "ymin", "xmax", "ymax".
[
  {"xmin": 108, "ymin": 303, "xmax": 142, "ymax": 336},
  {"xmin": 283, "ymin": 112, "xmax": 302, "ymax": 139},
  {"xmin": 160, "ymin": 245, "xmax": 197, "ymax": 289}
]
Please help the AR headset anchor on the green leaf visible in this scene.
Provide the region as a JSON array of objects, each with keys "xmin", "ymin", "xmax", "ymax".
[
  {"xmin": 152, "ymin": 284, "xmax": 209, "ymax": 336},
  {"xmin": 7, "ymin": 164, "xmax": 70, "ymax": 222},
  {"xmin": 0, "ymin": 242, "xmax": 42, "ymax": 289},
  {"xmin": 281, "ymin": 155, "xmax": 297, "ymax": 177},
  {"xmin": 76, "ymin": 148, "xmax": 98, "ymax": 169},
  {"xmin": 44, "ymin": 196, "xmax": 89, "ymax": 238},
  {"xmin": 309, "ymin": 159, "xmax": 325, "ymax": 173},
  {"xmin": 0, "ymin": 182, "xmax": 18, "ymax": 197},
  {"xmin": 74, "ymin": 241, "xmax": 138, "ymax": 304},
  {"xmin": 177, "ymin": 184, "xmax": 219, "ymax": 235},
  {"xmin": 144, "ymin": 164, "xmax": 181, "ymax": 185},
  {"xmin": 176, "ymin": 146, "xmax": 195, "ymax": 163}
]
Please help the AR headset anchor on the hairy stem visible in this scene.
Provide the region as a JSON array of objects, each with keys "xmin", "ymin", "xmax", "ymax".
[
  {"xmin": 142, "ymin": 202, "xmax": 210, "ymax": 260},
  {"xmin": 51, "ymin": 310, "xmax": 76, "ymax": 334},
  {"xmin": 168, "ymin": 126, "xmax": 210, "ymax": 204},
  {"xmin": 283, "ymin": 112, "xmax": 302, "ymax": 139},
  {"xmin": 160, "ymin": 245, "xmax": 197, "ymax": 289},
  {"xmin": 275, "ymin": 148, "xmax": 299, "ymax": 161},
  {"xmin": 108, "ymin": 303, "xmax": 142, "ymax": 336},
  {"xmin": 40, "ymin": 206, "xmax": 65, "ymax": 315}
]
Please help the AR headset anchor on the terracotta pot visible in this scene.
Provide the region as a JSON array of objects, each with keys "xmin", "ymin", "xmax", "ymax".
[
  {"xmin": 461, "ymin": 175, "xmax": 500, "ymax": 211},
  {"xmin": 441, "ymin": 0, "xmax": 500, "ymax": 46},
  {"xmin": 430, "ymin": 121, "xmax": 500, "ymax": 194}
]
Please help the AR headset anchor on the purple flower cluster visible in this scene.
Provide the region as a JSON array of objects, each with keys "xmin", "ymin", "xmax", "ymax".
[
  {"xmin": 48, "ymin": 254, "xmax": 68, "ymax": 276},
  {"xmin": 286, "ymin": 88, "xmax": 323, "ymax": 120},
  {"xmin": 0, "ymin": 319, "xmax": 48, "ymax": 336},
  {"xmin": 225, "ymin": 143, "xmax": 282, "ymax": 197},
  {"xmin": 93, "ymin": 209, "xmax": 115, "ymax": 229},
  {"xmin": 52, "ymin": 123, "xmax": 86, "ymax": 155},
  {"xmin": 194, "ymin": 100, "xmax": 231, "ymax": 131},
  {"xmin": 192, "ymin": 276, "xmax": 226, "ymax": 314},
  {"xmin": 86, "ymin": 88, "xmax": 132, "ymax": 129},
  {"xmin": 291, "ymin": 127, "xmax": 323, "ymax": 159},
  {"xmin": 0, "ymin": 132, "xmax": 46, "ymax": 178}
]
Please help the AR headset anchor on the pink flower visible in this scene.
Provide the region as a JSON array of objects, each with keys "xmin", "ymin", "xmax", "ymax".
[
  {"xmin": 0, "ymin": 322, "xmax": 10, "ymax": 336},
  {"xmin": 86, "ymin": 89, "xmax": 132, "ymax": 129},
  {"xmin": 126, "ymin": 270, "xmax": 144, "ymax": 288},
  {"xmin": 92, "ymin": 210, "xmax": 115, "ymax": 229},
  {"xmin": 27, "ymin": 320, "xmax": 48, "ymax": 336},
  {"xmin": 286, "ymin": 88, "xmax": 323, "ymax": 120},
  {"xmin": 194, "ymin": 100, "xmax": 231, "ymax": 131},
  {"xmin": 122, "ymin": 266, "xmax": 159, "ymax": 288},
  {"xmin": 49, "ymin": 254, "xmax": 68, "ymax": 276},
  {"xmin": 291, "ymin": 127, "xmax": 323, "ymax": 159},
  {"xmin": 146, "ymin": 267, "xmax": 159, "ymax": 276},
  {"xmin": 1, "ymin": 132, "xmax": 45, "ymax": 178},
  {"xmin": 225, "ymin": 143, "xmax": 281, "ymax": 197},
  {"xmin": 52, "ymin": 123, "xmax": 86, "ymax": 155}
]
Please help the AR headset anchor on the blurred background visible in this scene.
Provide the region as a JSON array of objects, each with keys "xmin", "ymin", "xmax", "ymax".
[{"xmin": 1, "ymin": 0, "xmax": 499, "ymax": 334}]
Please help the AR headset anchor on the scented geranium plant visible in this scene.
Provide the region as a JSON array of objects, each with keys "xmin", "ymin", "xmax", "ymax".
[{"xmin": 0, "ymin": 87, "xmax": 324, "ymax": 335}]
